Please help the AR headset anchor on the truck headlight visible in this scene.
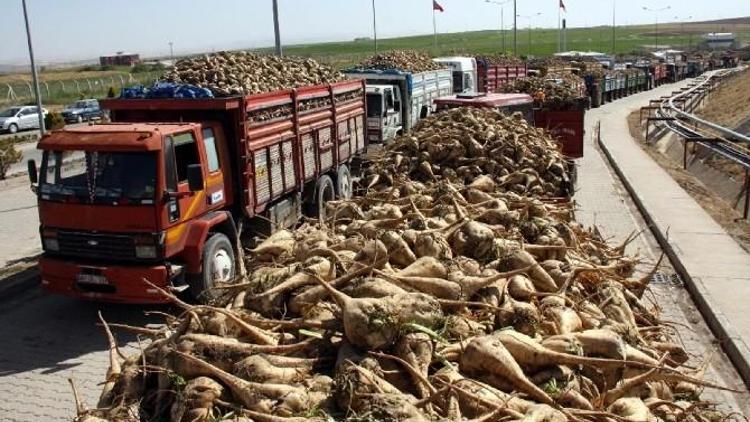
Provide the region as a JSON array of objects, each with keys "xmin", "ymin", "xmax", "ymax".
[
  {"xmin": 135, "ymin": 245, "xmax": 157, "ymax": 259},
  {"xmin": 42, "ymin": 228, "xmax": 59, "ymax": 251},
  {"xmin": 43, "ymin": 238, "xmax": 60, "ymax": 251}
]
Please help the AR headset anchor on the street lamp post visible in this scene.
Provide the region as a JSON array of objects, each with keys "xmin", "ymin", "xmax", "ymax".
[
  {"xmin": 642, "ymin": 5, "xmax": 671, "ymax": 52},
  {"xmin": 674, "ymin": 15, "xmax": 693, "ymax": 49},
  {"xmin": 517, "ymin": 13, "xmax": 542, "ymax": 57},
  {"xmin": 486, "ymin": 0, "xmax": 511, "ymax": 53},
  {"xmin": 272, "ymin": 0, "xmax": 282, "ymax": 56},
  {"xmin": 21, "ymin": 0, "xmax": 45, "ymax": 135}
]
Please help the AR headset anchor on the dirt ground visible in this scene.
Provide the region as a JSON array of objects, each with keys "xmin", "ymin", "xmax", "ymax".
[
  {"xmin": 627, "ymin": 111, "xmax": 750, "ymax": 252},
  {"xmin": 698, "ymin": 69, "xmax": 750, "ymax": 130}
]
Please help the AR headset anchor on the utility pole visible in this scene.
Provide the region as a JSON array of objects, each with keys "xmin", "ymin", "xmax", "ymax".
[
  {"xmin": 169, "ymin": 41, "xmax": 174, "ymax": 63},
  {"xmin": 518, "ymin": 13, "xmax": 541, "ymax": 57},
  {"xmin": 272, "ymin": 0, "xmax": 282, "ymax": 56},
  {"xmin": 513, "ymin": 0, "xmax": 517, "ymax": 55},
  {"xmin": 372, "ymin": 0, "xmax": 378, "ymax": 53},
  {"xmin": 642, "ymin": 5, "xmax": 670, "ymax": 52},
  {"xmin": 612, "ymin": 0, "xmax": 616, "ymax": 54},
  {"xmin": 22, "ymin": 0, "xmax": 45, "ymax": 135},
  {"xmin": 486, "ymin": 0, "xmax": 510, "ymax": 53}
]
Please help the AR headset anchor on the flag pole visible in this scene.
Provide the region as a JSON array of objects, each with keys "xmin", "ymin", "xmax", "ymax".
[
  {"xmin": 558, "ymin": 4, "xmax": 561, "ymax": 52},
  {"xmin": 372, "ymin": 0, "xmax": 378, "ymax": 53},
  {"xmin": 433, "ymin": 1, "xmax": 438, "ymax": 51}
]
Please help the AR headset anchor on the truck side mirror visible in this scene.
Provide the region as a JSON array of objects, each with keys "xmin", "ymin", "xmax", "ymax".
[
  {"xmin": 187, "ymin": 164, "xmax": 204, "ymax": 192},
  {"xmin": 27, "ymin": 159, "xmax": 38, "ymax": 185}
]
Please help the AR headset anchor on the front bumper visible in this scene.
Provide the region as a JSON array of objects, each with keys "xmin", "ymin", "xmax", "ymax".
[{"xmin": 39, "ymin": 255, "xmax": 176, "ymax": 304}]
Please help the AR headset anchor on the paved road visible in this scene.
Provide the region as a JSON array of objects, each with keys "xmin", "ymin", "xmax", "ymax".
[
  {"xmin": 578, "ymin": 79, "xmax": 749, "ymax": 414},
  {"xmin": 0, "ymin": 287, "xmax": 168, "ymax": 421},
  {"xmin": 0, "ymin": 177, "xmax": 41, "ymax": 268}
]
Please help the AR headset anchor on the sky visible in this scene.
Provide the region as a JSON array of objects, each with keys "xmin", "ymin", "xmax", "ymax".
[{"xmin": 0, "ymin": 0, "xmax": 747, "ymax": 64}]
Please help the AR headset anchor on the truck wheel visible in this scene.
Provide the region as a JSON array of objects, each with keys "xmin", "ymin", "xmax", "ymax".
[
  {"xmin": 190, "ymin": 233, "xmax": 235, "ymax": 303},
  {"xmin": 309, "ymin": 174, "xmax": 335, "ymax": 219},
  {"xmin": 8, "ymin": 124, "xmax": 18, "ymax": 134},
  {"xmin": 336, "ymin": 164, "xmax": 353, "ymax": 200}
]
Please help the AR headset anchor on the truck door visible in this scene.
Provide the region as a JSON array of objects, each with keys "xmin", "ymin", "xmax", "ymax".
[
  {"xmin": 199, "ymin": 125, "xmax": 230, "ymax": 210},
  {"xmin": 383, "ymin": 89, "xmax": 399, "ymax": 141},
  {"xmin": 391, "ymin": 88, "xmax": 403, "ymax": 130},
  {"xmin": 163, "ymin": 131, "xmax": 204, "ymax": 231}
]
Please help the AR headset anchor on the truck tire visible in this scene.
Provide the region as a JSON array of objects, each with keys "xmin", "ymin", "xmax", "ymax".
[
  {"xmin": 336, "ymin": 164, "xmax": 353, "ymax": 200},
  {"xmin": 190, "ymin": 233, "xmax": 235, "ymax": 303},
  {"xmin": 308, "ymin": 174, "xmax": 335, "ymax": 219}
]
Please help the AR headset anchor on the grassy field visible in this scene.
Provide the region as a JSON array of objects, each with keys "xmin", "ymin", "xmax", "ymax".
[
  {"xmin": 0, "ymin": 65, "xmax": 161, "ymax": 108},
  {"xmin": 266, "ymin": 21, "xmax": 750, "ymax": 67},
  {"xmin": 1, "ymin": 19, "xmax": 747, "ymax": 107}
]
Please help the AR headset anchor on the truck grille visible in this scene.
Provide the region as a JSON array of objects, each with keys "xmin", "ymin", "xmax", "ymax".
[{"xmin": 57, "ymin": 230, "xmax": 136, "ymax": 260}]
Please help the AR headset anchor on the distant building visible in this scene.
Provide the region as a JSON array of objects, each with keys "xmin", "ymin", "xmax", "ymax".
[
  {"xmin": 99, "ymin": 52, "xmax": 141, "ymax": 67},
  {"xmin": 703, "ymin": 33, "xmax": 735, "ymax": 50}
]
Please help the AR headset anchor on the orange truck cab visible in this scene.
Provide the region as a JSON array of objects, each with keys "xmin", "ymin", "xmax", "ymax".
[{"xmin": 29, "ymin": 81, "xmax": 367, "ymax": 303}]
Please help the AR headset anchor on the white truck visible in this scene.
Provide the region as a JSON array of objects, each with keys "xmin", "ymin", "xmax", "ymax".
[
  {"xmin": 345, "ymin": 68, "xmax": 452, "ymax": 144},
  {"xmin": 433, "ymin": 56, "xmax": 478, "ymax": 94}
]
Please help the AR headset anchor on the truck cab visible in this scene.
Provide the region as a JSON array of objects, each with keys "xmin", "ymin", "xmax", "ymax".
[
  {"xmin": 32, "ymin": 122, "xmax": 235, "ymax": 303},
  {"xmin": 366, "ymin": 84, "xmax": 403, "ymax": 144},
  {"xmin": 28, "ymin": 80, "xmax": 368, "ymax": 304},
  {"xmin": 433, "ymin": 57, "xmax": 478, "ymax": 94}
]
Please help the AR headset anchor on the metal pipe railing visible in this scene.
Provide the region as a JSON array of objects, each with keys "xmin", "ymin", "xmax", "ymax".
[{"xmin": 666, "ymin": 68, "xmax": 749, "ymax": 144}]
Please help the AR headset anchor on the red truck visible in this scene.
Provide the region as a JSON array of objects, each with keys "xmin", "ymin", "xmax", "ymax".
[
  {"xmin": 434, "ymin": 92, "xmax": 584, "ymax": 159},
  {"xmin": 28, "ymin": 80, "xmax": 367, "ymax": 303},
  {"xmin": 477, "ymin": 58, "xmax": 528, "ymax": 93}
]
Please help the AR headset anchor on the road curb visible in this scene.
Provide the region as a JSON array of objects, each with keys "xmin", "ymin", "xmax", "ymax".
[
  {"xmin": 0, "ymin": 266, "xmax": 39, "ymax": 298},
  {"xmin": 597, "ymin": 134, "xmax": 750, "ymax": 388}
]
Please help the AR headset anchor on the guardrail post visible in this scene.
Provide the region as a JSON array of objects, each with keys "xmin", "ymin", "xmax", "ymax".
[{"xmin": 683, "ymin": 139, "xmax": 689, "ymax": 169}]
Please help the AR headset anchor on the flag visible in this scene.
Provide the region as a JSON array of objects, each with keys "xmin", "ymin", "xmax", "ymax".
[
  {"xmin": 559, "ymin": 0, "xmax": 566, "ymax": 12},
  {"xmin": 433, "ymin": 0, "xmax": 444, "ymax": 12}
]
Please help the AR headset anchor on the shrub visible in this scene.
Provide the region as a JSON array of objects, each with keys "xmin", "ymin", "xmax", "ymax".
[
  {"xmin": 0, "ymin": 143, "xmax": 22, "ymax": 180},
  {"xmin": 45, "ymin": 111, "xmax": 65, "ymax": 131}
]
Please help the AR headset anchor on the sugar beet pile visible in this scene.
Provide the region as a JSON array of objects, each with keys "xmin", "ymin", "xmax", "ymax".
[
  {"xmin": 75, "ymin": 108, "xmax": 745, "ymax": 422},
  {"xmin": 164, "ymin": 52, "xmax": 346, "ymax": 96}
]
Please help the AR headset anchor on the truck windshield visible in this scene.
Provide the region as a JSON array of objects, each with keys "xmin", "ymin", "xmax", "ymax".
[
  {"xmin": 366, "ymin": 93, "xmax": 383, "ymax": 118},
  {"xmin": 39, "ymin": 151, "xmax": 157, "ymax": 204}
]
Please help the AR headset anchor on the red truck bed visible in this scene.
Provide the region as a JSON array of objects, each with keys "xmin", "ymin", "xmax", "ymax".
[
  {"xmin": 533, "ymin": 110, "xmax": 585, "ymax": 158},
  {"xmin": 102, "ymin": 80, "xmax": 367, "ymax": 218},
  {"xmin": 477, "ymin": 59, "xmax": 528, "ymax": 93}
]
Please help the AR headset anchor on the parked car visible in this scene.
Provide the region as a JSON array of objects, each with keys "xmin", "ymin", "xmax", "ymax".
[
  {"xmin": 0, "ymin": 106, "xmax": 48, "ymax": 134},
  {"xmin": 61, "ymin": 99, "xmax": 103, "ymax": 123}
]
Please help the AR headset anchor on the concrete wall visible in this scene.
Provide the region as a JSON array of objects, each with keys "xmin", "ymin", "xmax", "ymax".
[{"xmin": 655, "ymin": 132, "xmax": 749, "ymax": 214}]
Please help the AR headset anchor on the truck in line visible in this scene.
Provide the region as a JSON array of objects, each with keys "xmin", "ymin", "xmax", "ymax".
[
  {"xmin": 434, "ymin": 92, "xmax": 584, "ymax": 159},
  {"xmin": 433, "ymin": 56, "xmax": 528, "ymax": 94},
  {"xmin": 28, "ymin": 80, "xmax": 368, "ymax": 303},
  {"xmin": 345, "ymin": 67, "xmax": 452, "ymax": 144}
]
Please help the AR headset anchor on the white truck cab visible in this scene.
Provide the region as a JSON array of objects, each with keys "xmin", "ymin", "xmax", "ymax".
[
  {"xmin": 433, "ymin": 57, "xmax": 478, "ymax": 94},
  {"xmin": 366, "ymin": 84, "xmax": 403, "ymax": 144}
]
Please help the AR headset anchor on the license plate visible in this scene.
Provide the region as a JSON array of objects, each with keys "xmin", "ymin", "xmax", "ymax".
[{"xmin": 76, "ymin": 273, "xmax": 109, "ymax": 285}]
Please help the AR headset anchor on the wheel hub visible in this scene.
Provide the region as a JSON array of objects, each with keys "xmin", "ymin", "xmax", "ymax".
[
  {"xmin": 340, "ymin": 172, "xmax": 352, "ymax": 199},
  {"xmin": 211, "ymin": 249, "xmax": 234, "ymax": 283}
]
